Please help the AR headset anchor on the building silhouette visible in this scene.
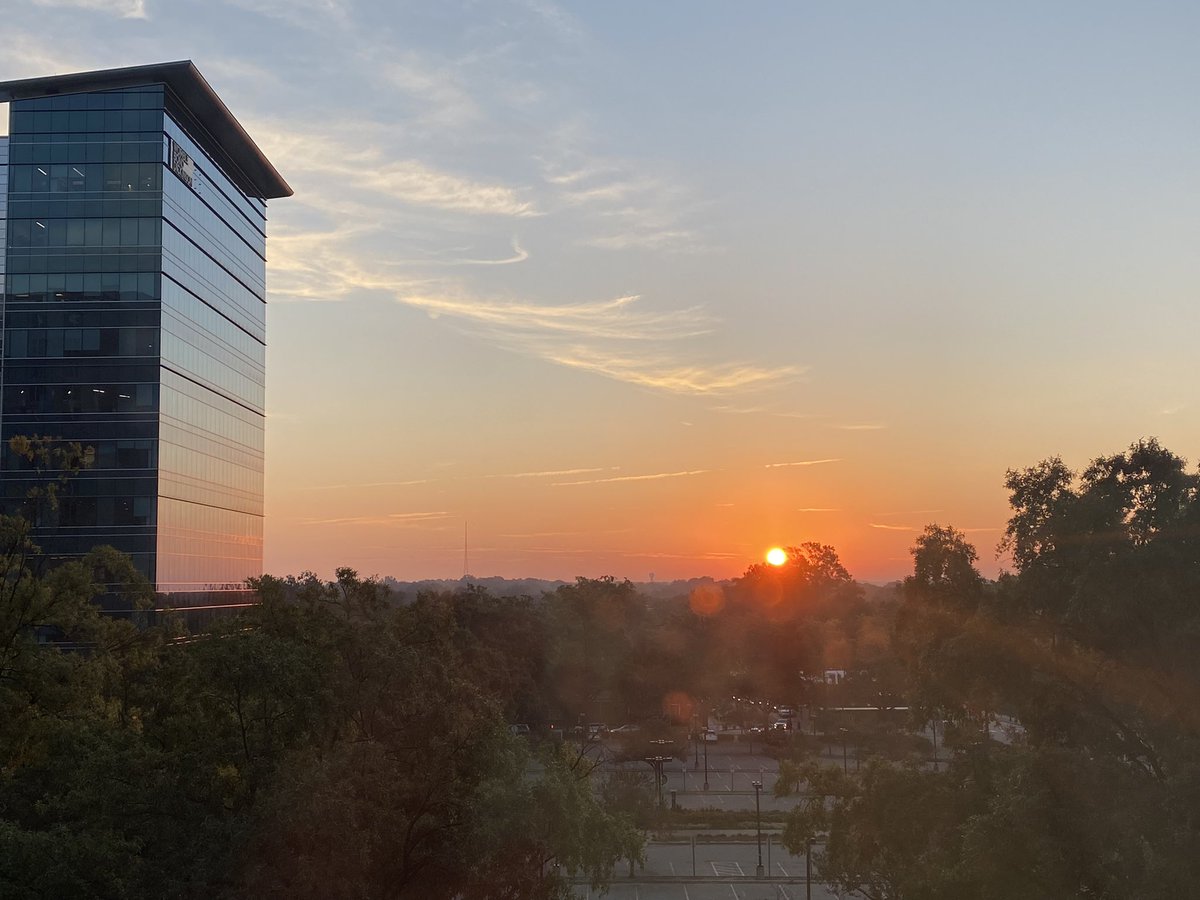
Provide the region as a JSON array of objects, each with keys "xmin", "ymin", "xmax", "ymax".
[{"xmin": 0, "ymin": 62, "xmax": 291, "ymax": 616}]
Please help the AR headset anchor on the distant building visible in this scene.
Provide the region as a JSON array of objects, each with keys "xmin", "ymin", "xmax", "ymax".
[{"xmin": 0, "ymin": 62, "xmax": 291, "ymax": 618}]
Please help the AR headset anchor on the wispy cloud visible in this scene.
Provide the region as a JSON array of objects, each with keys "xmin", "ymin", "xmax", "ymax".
[
  {"xmin": 383, "ymin": 57, "xmax": 480, "ymax": 131},
  {"xmin": 299, "ymin": 480, "xmax": 430, "ymax": 491},
  {"xmin": 869, "ymin": 523, "xmax": 919, "ymax": 531},
  {"xmin": 797, "ymin": 507, "xmax": 840, "ymax": 512},
  {"xmin": 32, "ymin": 0, "xmax": 145, "ymax": 18},
  {"xmin": 765, "ymin": 459, "xmax": 841, "ymax": 468},
  {"xmin": 636, "ymin": 550, "xmax": 744, "ymax": 560},
  {"xmin": 385, "ymin": 289, "xmax": 796, "ymax": 395},
  {"xmin": 496, "ymin": 528, "xmax": 631, "ymax": 538},
  {"xmin": 254, "ymin": 123, "xmax": 537, "ymax": 217},
  {"xmin": 0, "ymin": 30, "xmax": 85, "ymax": 89},
  {"xmin": 400, "ymin": 293, "xmax": 705, "ymax": 341},
  {"xmin": 300, "ymin": 511, "xmax": 453, "ymax": 526},
  {"xmin": 539, "ymin": 152, "xmax": 708, "ymax": 254},
  {"xmin": 454, "ymin": 237, "xmax": 529, "ymax": 266},
  {"xmin": 711, "ymin": 405, "xmax": 814, "ymax": 419},
  {"xmin": 553, "ymin": 469, "xmax": 709, "ymax": 487},
  {"xmin": 204, "ymin": 58, "xmax": 283, "ymax": 88},
  {"xmin": 585, "ymin": 228, "xmax": 702, "ymax": 252},
  {"xmin": 220, "ymin": 0, "xmax": 350, "ymax": 31},
  {"xmin": 486, "ymin": 466, "xmax": 618, "ymax": 479},
  {"xmin": 543, "ymin": 348, "xmax": 797, "ymax": 395},
  {"xmin": 519, "ymin": 0, "xmax": 583, "ymax": 41},
  {"xmin": 249, "ymin": 85, "xmax": 794, "ymax": 396}
]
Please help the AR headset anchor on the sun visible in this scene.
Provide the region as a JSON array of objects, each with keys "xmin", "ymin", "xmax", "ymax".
[{"xmin": 766, "ymin": 547, "xmax": 788, "ymax": 566}]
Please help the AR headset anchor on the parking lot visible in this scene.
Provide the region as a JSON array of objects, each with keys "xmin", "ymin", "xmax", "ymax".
[{"xmin": 570, "ymin": 840, "xmax": 837, "ymax": 899}]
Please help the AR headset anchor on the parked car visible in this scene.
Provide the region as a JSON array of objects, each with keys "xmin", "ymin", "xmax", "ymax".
[
  {"xmin": 509, "ymin": 723, "xmax": 531, "ymax": 737},
  {"xmin": 771, "ymin": 720, "xmax": 790, "ymax": 732},
  {"xmin": 704, "ymin": 729, "xmax": 718, "ymax": 742},
  {"xmin": 587, "ymin": 723, "xmax": 608, "ymax": 740}
]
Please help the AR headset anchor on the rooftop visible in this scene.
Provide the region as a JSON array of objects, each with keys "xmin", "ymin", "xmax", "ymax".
[{"xmin": 0, "ymin": 61, "xmax": 292, "ymax": 200}]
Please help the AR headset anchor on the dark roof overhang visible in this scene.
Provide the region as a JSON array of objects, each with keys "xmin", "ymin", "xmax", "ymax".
[{"xmin": 0, "ymin": 60, "xmax": 292, "ymax": 200}]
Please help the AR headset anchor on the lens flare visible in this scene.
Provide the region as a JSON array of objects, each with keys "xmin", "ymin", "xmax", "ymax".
[
  {"xmin": 689, "ymin": 583, "xmax": 726, "ymax": 616},
  {"xmin": 766, "ymin": 547, "xmax": 787, "ymax": 566}
]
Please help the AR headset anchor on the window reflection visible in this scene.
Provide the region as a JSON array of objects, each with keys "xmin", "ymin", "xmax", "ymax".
[{"xmin": 3, "ymin": 86, "xmax": 271, "ymax": 601}]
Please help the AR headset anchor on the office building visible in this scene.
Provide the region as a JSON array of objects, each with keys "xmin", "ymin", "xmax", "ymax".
[{"xmin": 0, "ymin": 62, "xmax": 291, "ymax": 614}]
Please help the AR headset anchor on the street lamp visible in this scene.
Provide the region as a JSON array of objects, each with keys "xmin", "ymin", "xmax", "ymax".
[
  {"xmin": 752, "ymin": 780, "xmax": 764, "ymax": 877},
  {"xmin": 806, "ymin": 837, "xmax": 814, "ymax": 900},
  {"xmin": 645, "ymin": 755, "xmax": 671, "ymax": 808},
  {"xmin": 838, "ymin": 727, "xmax": 848, "ymax": 775},
  {"xmin": 703, "ymin": 729, "xmax": 709, "ymax": 791}
]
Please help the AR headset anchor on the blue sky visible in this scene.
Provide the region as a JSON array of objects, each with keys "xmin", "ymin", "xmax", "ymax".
[{"xmin": 4, "ymin": 1, "xmax": 1199, "ymax": 582}]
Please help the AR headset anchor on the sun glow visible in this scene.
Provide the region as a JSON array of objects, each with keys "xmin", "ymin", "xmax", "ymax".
[{"xmin": 766, "ymin": 547, "xmax": 787, "ymax": 566}]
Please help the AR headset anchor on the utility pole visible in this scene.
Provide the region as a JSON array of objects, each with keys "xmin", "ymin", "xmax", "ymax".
[{"xmin": 753, "ymin": 780, "xmax": 764, "ymax": 877}]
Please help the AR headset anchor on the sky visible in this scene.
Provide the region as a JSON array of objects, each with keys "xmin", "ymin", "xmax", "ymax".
[{"xmin": 2, "ymin": 1, "xmax": 1198, "ymax": 584}]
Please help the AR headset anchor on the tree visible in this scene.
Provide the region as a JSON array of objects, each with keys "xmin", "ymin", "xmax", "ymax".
[
  {"xmin": 235, "ymin": 570, "xmax": 641, "ymax": 899},
  {"xmin": 905, "ymin": 525, "xmax": 984, "ymax": 611},
  {"xmin": 544, "ymin": 576, "xmax": 647, "ymax": 721},
  {"xmin": 777, "ymin": 757, "xmax": 972, "ymax": 900}
]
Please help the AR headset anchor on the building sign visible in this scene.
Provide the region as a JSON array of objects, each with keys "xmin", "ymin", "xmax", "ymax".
[{"xmin": 169, "ymin": 139, "xmax": 195, "ymax": 189}]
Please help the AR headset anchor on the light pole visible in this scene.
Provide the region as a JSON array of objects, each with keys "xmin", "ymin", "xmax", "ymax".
[
  {"xmin": 806, "ymin": 837, "xmax": 814, "ymax": 900},
  {"xmin": 692, "ymin": 717, "xmax": 699, "ymax": 767},
  {"xmin": 752, "ymin": 780, "xmax": 764, "ymax": 877},
  {"xmin": 703, "ymin": 730, "xmax": 709, "ymax": 791},
  {"xmin": 838, "ymin": 727, "xmax": 848, "ymax": 775},
  {"xmin": 645, "ymin": 755, "xmax": 671, "ymax": 808}
]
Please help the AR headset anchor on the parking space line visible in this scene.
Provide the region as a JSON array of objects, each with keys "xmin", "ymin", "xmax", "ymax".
[{"xmin": 776, "ymin": 862, "xmax": 790, "ymax": 876}]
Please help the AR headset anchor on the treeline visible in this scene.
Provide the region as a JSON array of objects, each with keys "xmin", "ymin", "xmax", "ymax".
[
  {"xmin": 779, "ymin": 438, "xmax": 1200, "ymax": 898},
  {"xmin": 3, "ymin": 437, "xmax": 1199, "ymax": 898},
  {"xmin": 0, "ymin": 539, "xmax": 638, "ymax": 898}
]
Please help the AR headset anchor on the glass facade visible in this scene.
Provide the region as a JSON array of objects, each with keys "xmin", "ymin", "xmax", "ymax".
[
  {"xmin": 1, "ymin": 137, "xmax": 7, "ymax": 352},
  {"xmin": 1, "ymin": 78, "xmax": 277, "ymax": 617}
]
